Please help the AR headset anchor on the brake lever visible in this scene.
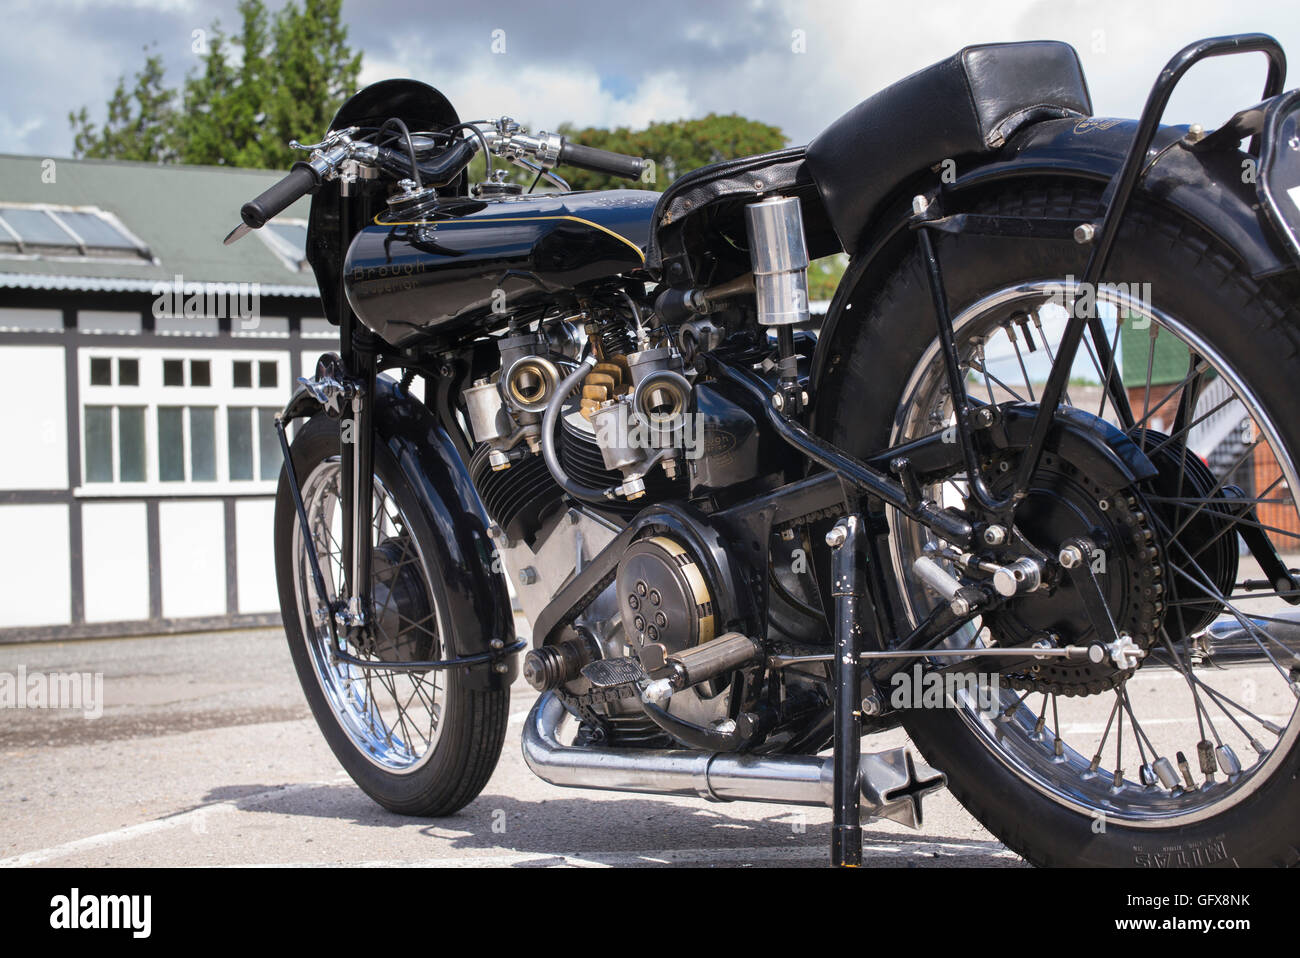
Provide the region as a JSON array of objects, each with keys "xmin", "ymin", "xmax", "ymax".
[
  {"xmin": 223, "ymin": 222, "xmax": 251, "ymax": 246},
  {"xmin": 507, "ymin": 155, "xmax": 569, "ymax": 192},
  {"xmin": 289, "ymin": 126, "xmax": 360, "ymax": 154}
]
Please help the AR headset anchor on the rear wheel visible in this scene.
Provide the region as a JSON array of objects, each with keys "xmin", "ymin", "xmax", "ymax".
[
  {"xmin": 829, "ymin": 180, "xmax": 1300, "ymax": 866},
  {"xmin": 274, "ymin": 414, "xmax": 508, "ymax": 816}
]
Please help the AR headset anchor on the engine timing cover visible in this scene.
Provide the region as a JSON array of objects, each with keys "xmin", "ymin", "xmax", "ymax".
[{"xmin": 616, "ymin": 536, "xmax": 716, "ymax": 654}]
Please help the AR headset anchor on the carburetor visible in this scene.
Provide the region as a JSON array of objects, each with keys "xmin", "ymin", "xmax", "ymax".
[
  {"xmin": 462, "ymin": 330, "xmax": 562, "ymax": 470},
  {"xmin": 586, "ymin": 344, "xmax": 693, "ymax": 499}
]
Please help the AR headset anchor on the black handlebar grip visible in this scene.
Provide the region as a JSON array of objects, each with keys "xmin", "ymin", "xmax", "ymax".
[
  {"xmin": 557, "ymin": 140, "xmax": 645, "ymax": 180},
  {"xmin": 240, "ymin": 162, "xmax": 320, "ymax": 229}
]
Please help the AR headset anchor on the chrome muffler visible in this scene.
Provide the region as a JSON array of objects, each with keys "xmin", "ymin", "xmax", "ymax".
[{"xmin": 521, "ymin": 692, "xmax": 947, "ymax": 829}]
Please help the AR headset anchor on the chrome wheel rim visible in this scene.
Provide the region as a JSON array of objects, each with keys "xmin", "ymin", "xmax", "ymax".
[
  {"xmin": 886, "ymin": 279, "xmax": 1300, "ymax": 826},
  {"xmin": 292, "ymin": 458, "xmax": 447, "ymax": 773}
]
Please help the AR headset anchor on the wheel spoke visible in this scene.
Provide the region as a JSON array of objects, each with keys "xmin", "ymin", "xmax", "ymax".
[
  {"xmin": 295, "ymin": 459, "xmax": 445, "ymax": 772},
  {"xmin": 887, "ymin": 279, "xmax": 1300, "ymax": 825}
]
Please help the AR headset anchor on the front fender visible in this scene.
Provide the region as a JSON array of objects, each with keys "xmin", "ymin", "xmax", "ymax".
[
  {"xmin": 809, "ymin": 116, "xmax": 1297, "ymax": 420},
  {"xmin": 374, "ymin": 377, "xmax": 518, "ymax": 688},
  {"xmin": 283, "ymin": 373, "xmax": 517, "ymax": 689}
]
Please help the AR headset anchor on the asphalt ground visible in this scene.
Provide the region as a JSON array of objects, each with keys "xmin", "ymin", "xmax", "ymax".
[{"xmin": 0, "ymin": 590, "xmax": 1293, "ymax": 868}]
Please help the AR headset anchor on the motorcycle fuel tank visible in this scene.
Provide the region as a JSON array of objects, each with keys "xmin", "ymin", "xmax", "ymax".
[{"xmin": 344, "ymin": 189, "xmax": 659, "ymax": 347}]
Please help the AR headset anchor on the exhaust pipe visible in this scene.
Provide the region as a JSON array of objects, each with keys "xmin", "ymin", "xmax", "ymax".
[{"xmin": 521, "ymin": 692, "xmax": 947, "ymax": 829}]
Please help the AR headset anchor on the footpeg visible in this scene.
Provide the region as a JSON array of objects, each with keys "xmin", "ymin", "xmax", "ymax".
[
  {"xmin": 580, "ymin": 656, "xmax": 648, "ymax": 689},
  {"xmin": 861, "ymin": 747, "xmax": 948, "ymax": 829}
]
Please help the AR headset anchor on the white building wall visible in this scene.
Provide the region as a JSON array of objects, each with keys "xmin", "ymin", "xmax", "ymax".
[
  {"xmin": 0, "ymin": 313, "xmax": 331, "ymax": 637},
  {"xmin": 0, "ymin": 344, "xmax": 67, "ymax": 490},
  {"xmin": 81, "ymin": 501, "xmax": 150, "ymax": 622},
  {"xmin": 235, "ymin": 497, "xmax": 278, "ymax": 613},
  {"xmin": 0, "ymin": 503, "xmax": 70, "ymax": 626},
  {"xmin": 159, "ymin": 499, "xmax": 226, "ymax": 619}
]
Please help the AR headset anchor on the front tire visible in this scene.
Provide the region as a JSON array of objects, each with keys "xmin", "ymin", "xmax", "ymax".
[
  {"xmin": 827, "ymin": 179, "xmax": 1300, "ymax": 866},
  {"xmin": 274, "ymin": 414, "xmax": 508, "ymax": 817}
]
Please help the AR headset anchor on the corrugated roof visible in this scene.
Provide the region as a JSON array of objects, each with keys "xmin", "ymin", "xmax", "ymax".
[
  {"xmin": 0, "ymin": 154, "xmax": 319, "ymax": 295},
  {"xmin": 1, "ymin": 272, "xmax": 317, "ymax": 297}
]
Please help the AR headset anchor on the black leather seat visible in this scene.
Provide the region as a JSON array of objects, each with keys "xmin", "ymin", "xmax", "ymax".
[{"xmin": 806, "ymin": 40, "xmax": 1092, "ymax": 254}]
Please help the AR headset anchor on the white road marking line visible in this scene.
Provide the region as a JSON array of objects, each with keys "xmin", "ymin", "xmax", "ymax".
[
  {"xmin": 0, "ymin": 781, "xmax": 337, "ymax": 868},
  {"xmin": 220, "ymin": 840, "xmax": 1019, "ymax": 868},
  {"xmin": 1123, "ymin": 664, "xmax": 1284, "ymax": 683}
]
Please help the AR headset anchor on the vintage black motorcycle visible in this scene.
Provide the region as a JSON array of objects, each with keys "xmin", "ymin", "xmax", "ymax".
[{"xmin": 229, "ymin": 34, "xmax": 1300, "ymax": 866}]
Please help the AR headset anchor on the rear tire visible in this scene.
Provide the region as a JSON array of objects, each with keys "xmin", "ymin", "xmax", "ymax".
[
  {"xmin": 274, "ymin": 414, "xmax": 508, "ymax": 817},
  {"xmin": 827, "ymin": 179, "xmax": 1300, "ymax": 866}
]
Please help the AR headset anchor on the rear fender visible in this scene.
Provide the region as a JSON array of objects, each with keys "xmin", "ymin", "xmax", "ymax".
[{"xmin": 809, "ymin": 116, "xmax": 1297, "ymax": 429}]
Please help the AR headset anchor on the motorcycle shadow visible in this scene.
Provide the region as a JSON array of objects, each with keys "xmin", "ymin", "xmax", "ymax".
[{"xmin": 195, "ymin": 784, "xmax": 1022, "ymax": 866}]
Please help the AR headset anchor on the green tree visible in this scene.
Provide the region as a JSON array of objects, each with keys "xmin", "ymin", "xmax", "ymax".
[
  {"xmin": 176, "ymin": 0, "xmax": 275, "ymax": 167},
  {"xmin": 263, "ymin": 0, "xmax": 362, "ymax": 169},
  {"xmin": 807, "ymin": 253, "xmax": 848, "ymax": 301},
  {"xmin": 555, "ymin": 114, "xmax": 788, "ymax": 191},
  {"xmin": 70, "ymin": 0, "xmax": 360, "ymax": 170},
  {"xmin": 69, "ymin": 50, "xmax": 177, "ymax": 162}
]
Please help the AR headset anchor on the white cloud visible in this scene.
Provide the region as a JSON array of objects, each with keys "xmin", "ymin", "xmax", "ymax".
[{"xmin": 7, "ymin": 0, "xmax": 1300, "ymax": 158}]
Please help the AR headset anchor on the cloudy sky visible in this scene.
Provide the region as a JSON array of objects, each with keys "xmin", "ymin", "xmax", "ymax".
[{"xmin": 3, "ymin": 0, "xmax": 1300, "ymax": 160}]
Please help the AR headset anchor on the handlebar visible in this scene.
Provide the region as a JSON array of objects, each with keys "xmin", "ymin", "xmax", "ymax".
[
  {"xmin": 232, "ymin": 117, "xmax": 648, "ymax": 238},
  {"xmin": 557, "ymin": 140, "xmax": 645, "ymax": 179},
  {"xmin": 240, "ymin": 162, "xmax": 320, "ymax": 229}
]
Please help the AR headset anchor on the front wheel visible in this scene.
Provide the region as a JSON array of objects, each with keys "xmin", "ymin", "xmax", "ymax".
[
  {"xmin": 274, "ymin": 414, "xmax": 508, "ymax": 816},
  {"xmin": 829, "ymin": 180, "xmax": 1300, "ymax": 866}
]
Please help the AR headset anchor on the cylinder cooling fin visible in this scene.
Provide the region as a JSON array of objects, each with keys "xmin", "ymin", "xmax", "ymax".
[
  {"xmin": 559, "ymin": 412, "xmax": 686, "ymax": 517},
  {"xmin": 469, "ymin": 443, "xmax": 561, "ymax": 542}
]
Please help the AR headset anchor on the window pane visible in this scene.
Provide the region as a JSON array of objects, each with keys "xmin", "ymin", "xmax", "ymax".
[
  {"xmin": 158, "ymin": 406, "xmax": 184, "ymax": 481},
  {"xmin": 258, "ymin": 361, "xmax": 278, "ymax": 389},
  {"xmin": 55, "ymin": 211, "xmax": 137, "ymax": 250},
  {"xmin": 118, "ymin": 357, "xmax": 138, "ymax": 386},
  {"xmin": 190, "ymin": 406, "xmax": 216, "ymax": 480},
  {"xmin": 190, "ymin": 359, "xmax": 211, "ymax": 387},
  {"xmin": 84, "ymin": 406, "xmax": 113, "ymax": 482},
  {"xmin": 163, "ymin": 359, "xmax": 184, "ymax": 386},
  {"xmin": 228, "ymin": 407, "xmax": 253, "ymax": 480},
  {"xmin": 232, "ymin": 360, "xmax": 252, "ymax": 388},
  {"xmin": 118, "ymin": 406, "xmax": 145, "ymax": 481},
  {"xmin": 1, "ymin": 207, "xmax": 75, "ymax": 245},
  {"xmin": 258, "ymin": 407, "xmax": 281, "ymax": 480},
  {"xmin": 89, "ymin": 356, "xmax": 111, "ymax": 386}
]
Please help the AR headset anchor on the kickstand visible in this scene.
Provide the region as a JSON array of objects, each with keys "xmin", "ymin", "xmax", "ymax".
[{"xmin": 827, "ymin": 512, "xmax": 876, "ymax": 867}]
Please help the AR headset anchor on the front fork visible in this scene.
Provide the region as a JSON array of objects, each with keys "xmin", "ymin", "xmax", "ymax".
[
  {"xmin": 338, "ymin": 346, "xmax": 377, "ymax": 636},
  {"xmin": 333, "ymin": 167, "xmax": 377, "ymax": 640}
]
